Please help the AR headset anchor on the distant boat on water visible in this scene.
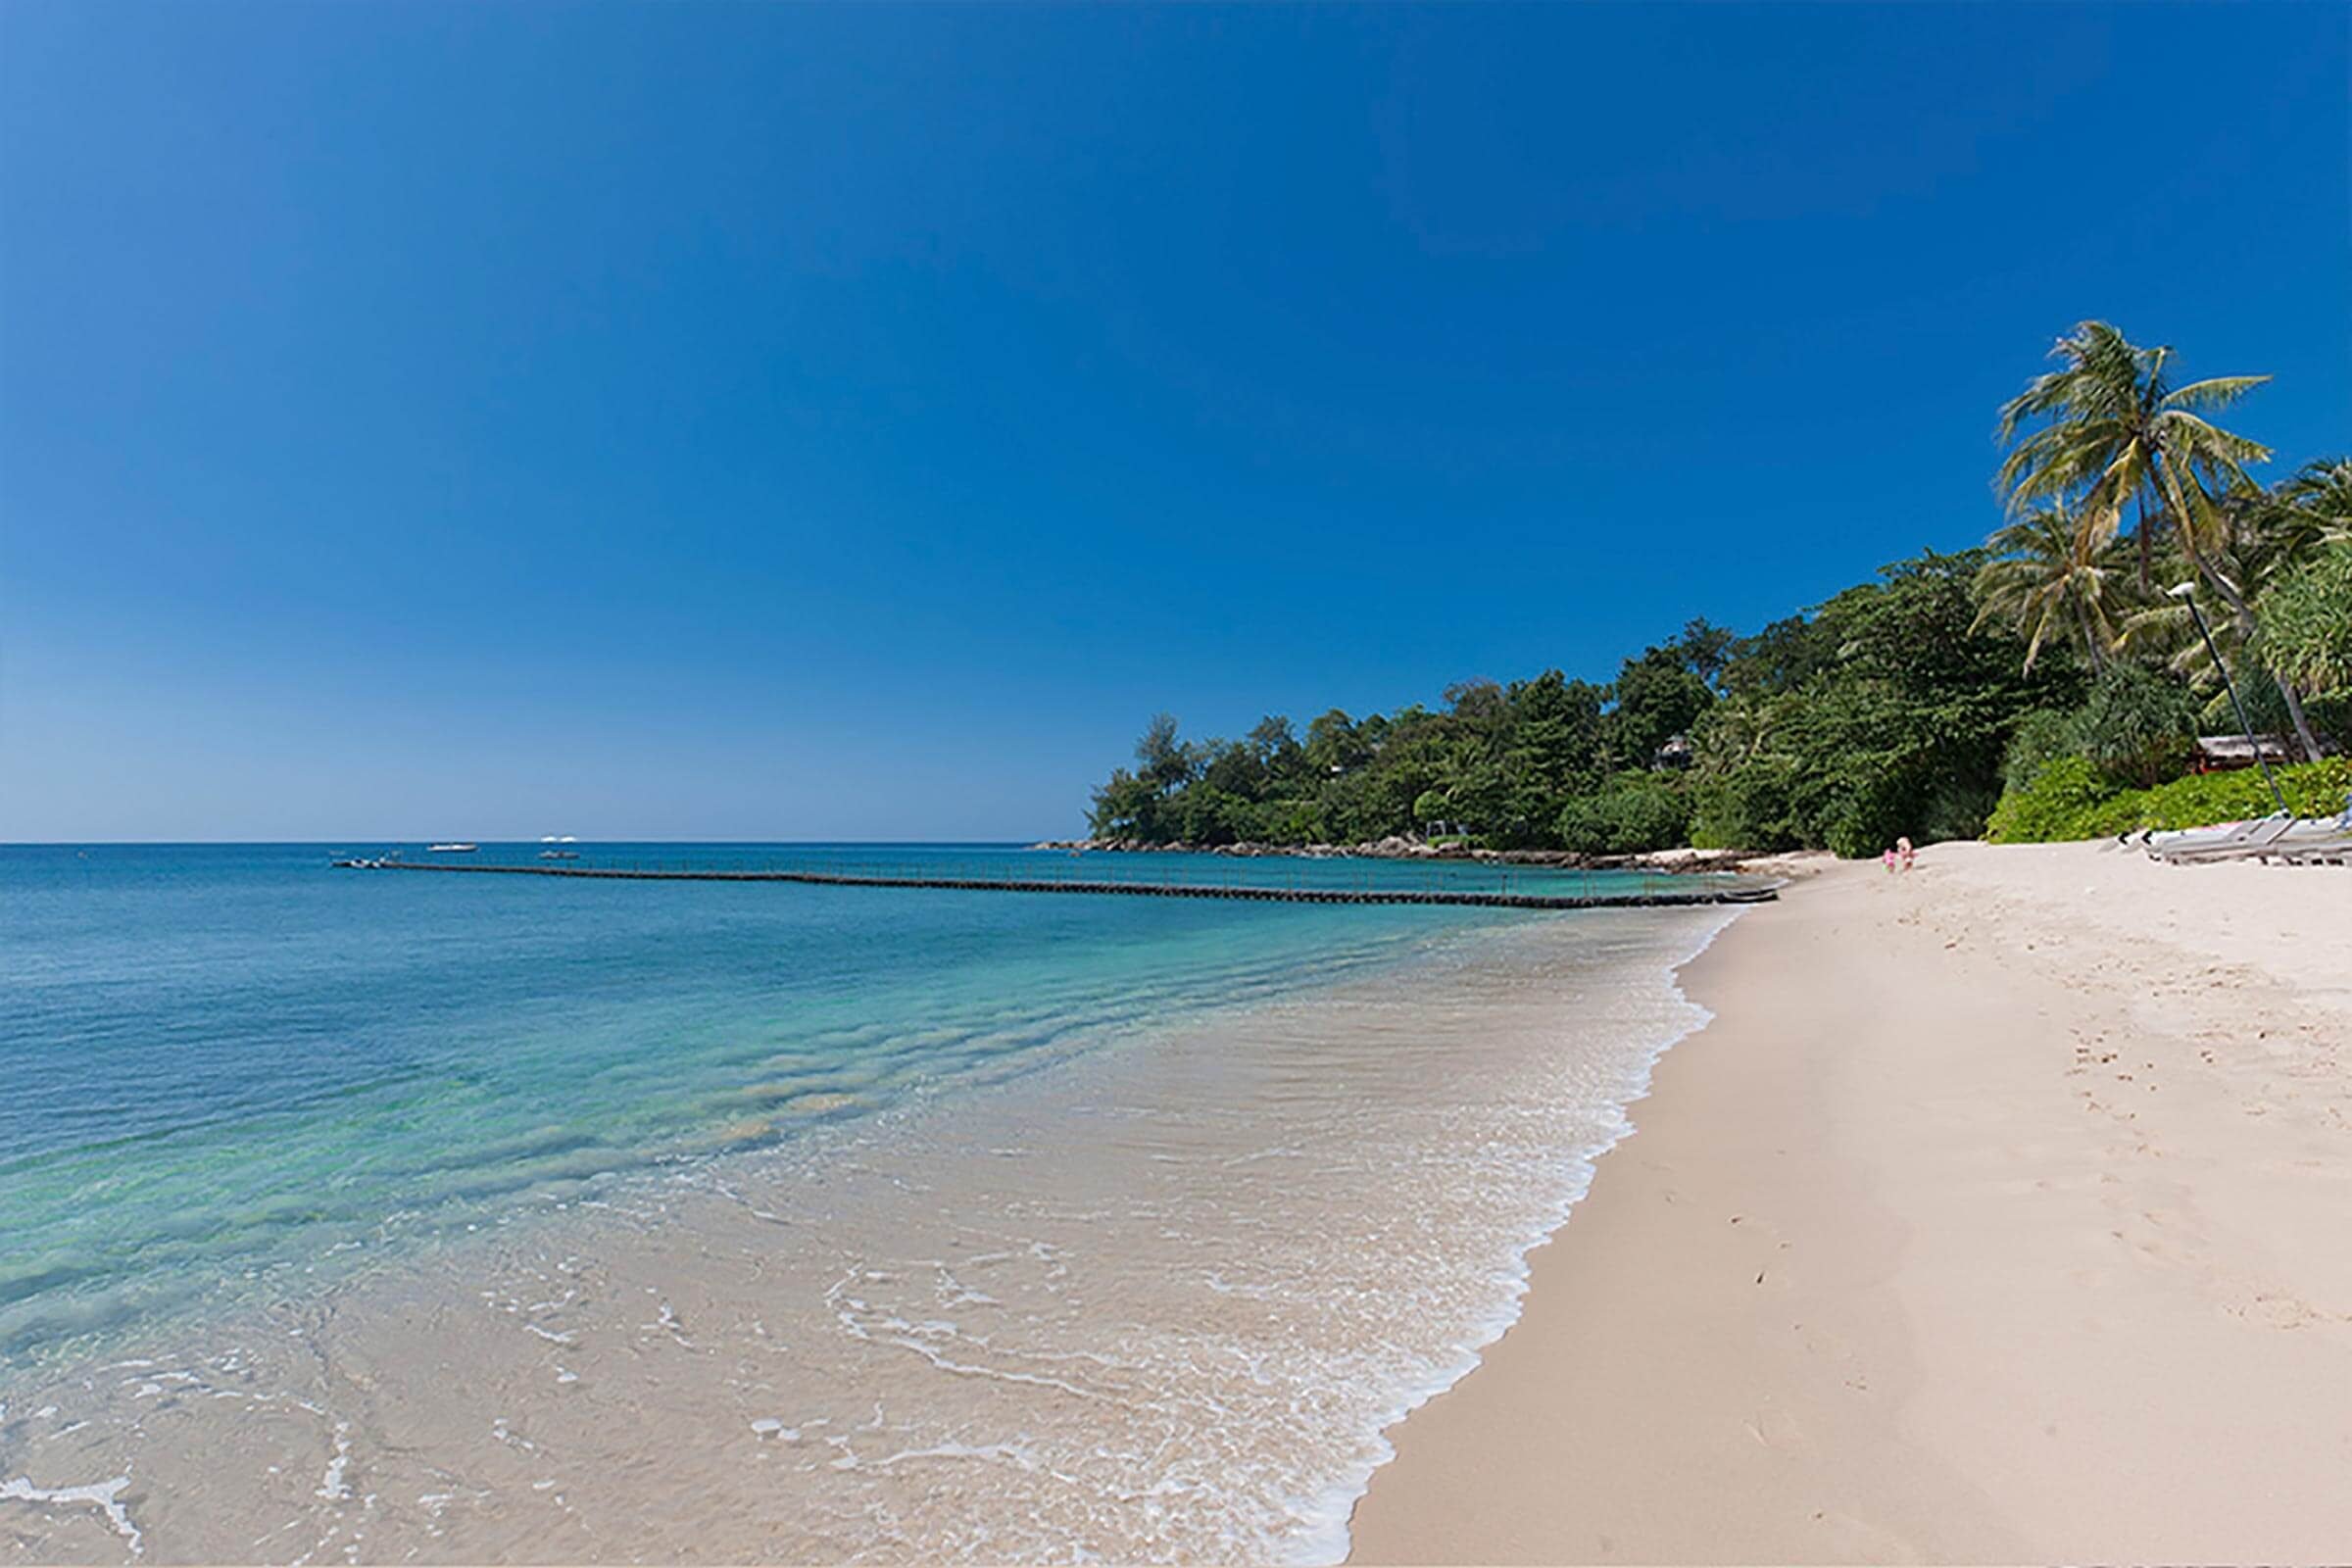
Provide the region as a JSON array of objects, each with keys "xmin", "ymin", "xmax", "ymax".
[
  {"xmin": 427, "ymin": 843, "xmax": 478, "ymax": 854},
  {"xmin": 538, "ymin": 849, "xmax": 580, "ymax": 860}
]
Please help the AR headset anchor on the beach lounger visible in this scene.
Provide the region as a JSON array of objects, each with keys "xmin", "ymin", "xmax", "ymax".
[
  {"xmin": 2151, "ymin": 795, "xmax": 2352, "ymax": 866},
  {"xmin": 2256, "ymin": 810, "xmax": 2352, "ymax": 866},
  {"xmin": 2147, "ymin": 812, "xmax": 2294, "ymax": 864}
]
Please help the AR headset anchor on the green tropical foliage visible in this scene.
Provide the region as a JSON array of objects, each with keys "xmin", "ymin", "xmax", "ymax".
[
  {"xmin": 1091, "ymin": 556, "xmax": 2074, "ymax": 858},
  {"xmin": 2259, "ymin": 545, "xmax": 2352, "ymax": 695},
  {"xmin": 1085, "ymin": 325, "xmax": 2345, "ymax": 857},
  {"xmin": 1987, "ymin": 759, "xmax": 2351, "ymax": 844},
  {"xmin": 2276, "ymin": 458, "xmax": 2352, "ymax": 548},
  {"xmin": 2063, "ymin": 664, "xmax": 2202, "ymax": 788},
  {"xmin": 1556, "ymin": 771, "xmax": 1690, "ymax": 856},
  {"xmin": 1992, "ymin": 323, "xmax": 2338, "ymax": 762},
  {"xmin": 1990, "ymin": 665, "xmax": 2197, "ymax": 797},
  {"xmin": 1685, "ymin": 553, "xmax": 2069, "ymax": 857},
  {"xmin": 1995, "ymin": 320, "xmax": 2271, "ymax": 589},
  {"xmin": 1972, "ymin": 503, "xmax": 2128, "ymax": 672}
]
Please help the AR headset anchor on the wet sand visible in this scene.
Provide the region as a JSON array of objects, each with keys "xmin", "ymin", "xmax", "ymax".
[{"xmin": 1348, "ymin": 840, "xmax": 2352, "ymax": 1563}]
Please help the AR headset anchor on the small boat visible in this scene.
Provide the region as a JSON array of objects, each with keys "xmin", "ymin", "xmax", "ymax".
[
  {"xmin": 427, "ymin": 843, "xmax": 479, "ymax": 854},
  {"xmin": 538, "ymin": 849, "xmax": 580, "ymax": 860}
]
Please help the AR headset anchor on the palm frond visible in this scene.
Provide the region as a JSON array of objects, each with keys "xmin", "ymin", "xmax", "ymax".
[
  {"xmin": 2153, "ymin": 408, "xmax": 2273, "ymax": 469},
  {"xmin": 2163, "ymin": 373, "xmax": 2272, "ymax": 412}
]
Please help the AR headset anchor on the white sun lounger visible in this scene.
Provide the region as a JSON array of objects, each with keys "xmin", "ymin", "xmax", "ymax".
[
  {"xmin": 2255, "ymin": 807, "xmax": 2352, "ymax": 866},
  {"xmin": 2147, "ymin": 812, "xmax": 2295, "ymax": 864},
  {"xmin": 2150, "ymin": 794, "xmax": 2352, "ymax": 866}
]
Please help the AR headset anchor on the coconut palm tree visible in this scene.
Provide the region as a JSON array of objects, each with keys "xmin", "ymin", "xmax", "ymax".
[
  {"xmin": 2274, "ymin": 457, "xmax": 2352, "ymax": 551},
  {"xmin": 2118, "ymin": 480, "xmax": 2328, "ymax": 760},
  {"xmin": 1996, "ymin": 321, "xmax": 2272, "ymax": 600},
  {"xmin": 1972, "ymin": 502, "xmax": 2131, "ymax": 673}
]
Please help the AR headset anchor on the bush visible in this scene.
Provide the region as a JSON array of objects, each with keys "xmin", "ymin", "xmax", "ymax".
[
  {"xmin": 2069, "ymin": 664, "xmax": 2199, "ymax": 787},
  {"xmin": 1682, "ymin": 554, "xmax": 2082, "ymax": 857},
  {"xmin": 2124, "ymin": 760, "xmax": 2352, "ymax": 831},
  {"xmin": 1686, "ymin": 757, "xmax": 1802, "ymax": 852},
  {"xmin": 1992, "ymin": 667, "xmax": 2197, "ymax": 811},
  {"xmin": 1170, "ymin": 786, "xmax": 1252, "ymax": 846},
  {"xmin": 2304, "ymin": 691, "xmax": 2352, "ymax": 755},
  {"xmin": 1986, "ymin": 758, "xmax": 2352, "ymax": 844},
  {"xmin": 1984, "ymin": 758, "xmax": 2132, "ymax": 843},
  {"xmin": 2001, "ymin": 709, "xmax": 2079, "ymax": 795},
  {"xmin": 1556, "ymin": 771, "xmax": 1691, "ymax": 855},
  {"xmin": 2260, "ymin": 544, "xmax": 2352, "ymax": 695}
]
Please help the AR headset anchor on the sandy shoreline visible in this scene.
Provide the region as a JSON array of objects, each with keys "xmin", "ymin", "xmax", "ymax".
[{"xmin": 1349, "ymin": 839, "xmax": 2352, "ymax": 1563}]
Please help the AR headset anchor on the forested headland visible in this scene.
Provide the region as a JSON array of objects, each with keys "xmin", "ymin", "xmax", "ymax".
[{"xmin": 1084, "ymin": 323, "xmax": 2351, "ymax": 859}]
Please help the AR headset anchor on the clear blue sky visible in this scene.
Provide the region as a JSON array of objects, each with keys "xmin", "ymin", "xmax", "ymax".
[{"xmin": 4, "ymin": 3, "xmax": 2345, "ymax": 842}]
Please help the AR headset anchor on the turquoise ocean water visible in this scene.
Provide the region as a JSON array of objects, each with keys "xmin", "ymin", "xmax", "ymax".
[{"xmin": 0, "ymin": 843, "xmax": 1695, "ymax": 1370}]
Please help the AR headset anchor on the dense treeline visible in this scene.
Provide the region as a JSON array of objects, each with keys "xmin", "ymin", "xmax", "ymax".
[{"xmin": 1087, "ymin": 324, "xmax": 2351, "ymax": 858}]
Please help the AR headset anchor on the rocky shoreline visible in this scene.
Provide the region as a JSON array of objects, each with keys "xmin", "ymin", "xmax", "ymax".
[{"xmin": 1026, "ymin": 834, "xmax": 1758, "ymax": 875}]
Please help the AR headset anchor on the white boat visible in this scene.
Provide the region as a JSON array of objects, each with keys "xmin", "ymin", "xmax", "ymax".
[{"xmin": 427, "ymin": 843, "xmax": 479, "ymax": 854}]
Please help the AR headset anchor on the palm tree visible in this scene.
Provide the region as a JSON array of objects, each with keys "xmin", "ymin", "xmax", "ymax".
[
  {"xmin": 2274, "ymin": 457, "xmax": 2352, "ymax": 551},
  {"xmin": 1996, "ymin": 321, "xmax": 2272, "ymax": 601},
  {"xmin": 2118, "ymin": 480, "xmax": 2328, "ymax": 760},
  {"xmin": 1972, "ymin": 502, "xmax": 2131, "ymax": 673}
]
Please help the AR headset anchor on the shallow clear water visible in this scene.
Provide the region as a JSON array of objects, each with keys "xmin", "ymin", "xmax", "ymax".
[
  {"xmin": 0, "ymin": 844, "xmax": 1735, "ymax": 1563},
  {"xmin": 2, "ymin": 844, "xmax": 1571, "ymax": 1360}
]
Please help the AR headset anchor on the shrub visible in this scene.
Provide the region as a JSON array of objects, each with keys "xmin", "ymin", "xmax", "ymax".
[
  {"xmin": 2001, "ymin": 709, "xmax": 2079, "ymax": 795},
  {"xmin": 2260, "ymin": 544, "xmax": 2352, "ymax": 695},
  {"xmin": 1686, "ymin": 757, "xmax": 1802, "ymax": 852},
  {"xmin": 1984, "ymin": 758, "xmax": 2130, "ymax": 843},
  {"xmin": 2304, "ymin": 691, "xmax": 2352, "ymax": 755},
  {"xmin": 1986, "ymin": 758, "xmax": 2352, "ymax": 844},
  {"xmin": 2069, "ymin": 664, "xmax": 2199, "ymax": 787},
  {"xmin": 1556, "ymin": 771, "xmax": 1691, "ymax": 855},
  {"xmin": 2124, "ymin": 760, "xmax": 2351, "ymax": 832}
]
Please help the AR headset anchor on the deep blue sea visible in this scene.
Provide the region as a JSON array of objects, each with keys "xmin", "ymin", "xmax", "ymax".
[{"xmin": 0, "ymin": 843, "xmax": 1691, "ymax": 1366}]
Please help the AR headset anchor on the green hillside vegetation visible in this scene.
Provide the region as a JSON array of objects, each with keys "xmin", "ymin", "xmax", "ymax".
[{"xmin": 1086, "ymin": 324, "xmax": 2350, "ymax": 858}]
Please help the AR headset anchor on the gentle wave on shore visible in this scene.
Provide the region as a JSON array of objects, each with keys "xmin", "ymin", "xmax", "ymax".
[{"xmin": 1, "ymin": 845, "xmax": 1731, "ymax": 1563}]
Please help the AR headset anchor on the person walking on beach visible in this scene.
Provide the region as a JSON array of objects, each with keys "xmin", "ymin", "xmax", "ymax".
[{"xmin": 1897, "ymin": 835, "xmax": 1916, "ymax": 871}]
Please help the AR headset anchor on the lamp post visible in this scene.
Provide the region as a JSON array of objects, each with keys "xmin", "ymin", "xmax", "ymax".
[{"xmin": 2168, "ymin": 581, "xmax": 2288, "ymax": 816}]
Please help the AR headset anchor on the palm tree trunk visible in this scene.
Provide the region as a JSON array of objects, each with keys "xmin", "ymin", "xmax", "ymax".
[
  {"xmin": 2192, "ymin": 554, "xmax": 2326, "ymax": 764},
  {"xmin": 2274, "ymin": 673, "xmax": 2325, "ymax": 764},
  {"xmin": 2071, "ymin": 597, "xmax": 2106, "ymax": 674},
  {"xmin": 2187, "ymin": 543, "xmax": 2256, "ymax": 620},
  {"xmin": 2155, "ymin": 469, "xmax": 2326, "ymax": 763}
]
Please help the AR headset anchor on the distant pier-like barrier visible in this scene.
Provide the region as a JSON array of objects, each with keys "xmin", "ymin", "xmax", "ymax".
[{"xmin": 333, "ymin": 857, "xmax": 1778, "ymax": 910}]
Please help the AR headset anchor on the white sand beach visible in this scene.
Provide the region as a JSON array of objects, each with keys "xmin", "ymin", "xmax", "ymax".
[{"xmin": 1349, "ymin": 839, "xmax": 2351, "ymax": 1562}]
